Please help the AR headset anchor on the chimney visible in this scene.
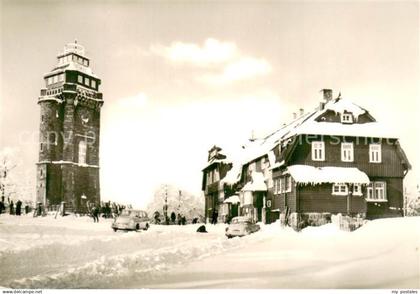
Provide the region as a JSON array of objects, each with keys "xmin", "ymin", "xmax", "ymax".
[
  {"xmin": 293, "ymin": 112, "xmax": 297, "ymax": 120},
  {"xmin": 321, "ymin": 89, "xmax": 333, "ymax": 102},
  {"xmin": 299, "ymin": 108, "xmax": 304, "ymax": 116}
]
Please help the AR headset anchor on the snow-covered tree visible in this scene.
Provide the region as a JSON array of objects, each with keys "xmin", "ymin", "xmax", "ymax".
[
  {"xmin": 0, "ymin": 147, "xmax": 18, "ymax": 201},
  {"xmin": 0, "ymin": 147, "xmax": 35, "ymax": 205},
  {"xmin": 146, "ymin": 184, "xmax": 204, "ymax": 223}
]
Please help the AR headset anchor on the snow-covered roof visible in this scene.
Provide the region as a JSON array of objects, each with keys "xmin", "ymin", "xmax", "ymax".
[
  {"xmin": 287, "ymin": 165, "xmax": 370, "ymax": 185},
  {"xmin": 221, "ymin": 164, "xmax": 242, "ymax": 185},
  {"xmin": 242, "ymin": 171, "xmax": 267, "ymax": 191},
  {"xmin": 202, "ymin": 158, "xmax": 227, "ymax": 170},
  {"xmin": 287, "ymin": 120, "xmax": 398, "ymax": 139},
  {"xmin": 324, "ymin": 98, "xmax": 366, "ymax": 118},
  {"xmin": 223, "ymin": 195, "xmax": 240, "ymax": 204}
]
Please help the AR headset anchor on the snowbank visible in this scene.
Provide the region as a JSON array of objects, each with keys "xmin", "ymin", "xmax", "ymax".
[
  {"xmin": 1, "ymin": 214, "xmax": 419, "ymax": 289},
  {"xmin": 287, "ymin": 165, "xmax": 370, "ymax": 185}
]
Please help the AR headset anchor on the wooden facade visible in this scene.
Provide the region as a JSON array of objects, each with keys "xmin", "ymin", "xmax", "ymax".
[{"xmin": 203, "ymin": 91, "xmax": 411, "ymax": 227}]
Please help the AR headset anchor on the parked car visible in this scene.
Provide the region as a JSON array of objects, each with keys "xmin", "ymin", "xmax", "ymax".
[
  {"xmin": 225, "ymin": 216, "xmax": 260, "ymax": 238},
  {"xmin": 112, "ymin": 209, "xmax": 150, "ymax": 232}
]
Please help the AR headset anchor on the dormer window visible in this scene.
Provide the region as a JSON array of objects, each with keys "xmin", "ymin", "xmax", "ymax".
[
  {"xmin": 341, "ymin": 113, "xmax": 353, "ymax": 124},
  {"xmin": 78, "ymin": 75, "xmax": 83, "ymax": 83}
]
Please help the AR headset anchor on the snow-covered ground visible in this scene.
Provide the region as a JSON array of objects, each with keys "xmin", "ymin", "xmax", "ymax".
[{"xmin": 0, "ymin": 214, "xmax": 419, "ymax": 289}]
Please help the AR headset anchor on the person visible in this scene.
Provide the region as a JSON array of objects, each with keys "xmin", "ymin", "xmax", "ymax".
[
  {"xmin": 181, "ymin": 215, "xmax": 186, "ymax": 225},
  {"xmin": 192, "ymin": 217, "xmax": 198, "ymax": 224},
  {"xmin": 0, "ymin": 200, "xmax": 4, "ymax": 214},
  {"xmin": 170, "ymin": 211, "xmax": 176, "ymax": 224},
  {"xmin": 15, "ymin": 200, "xmax": 22, "ymax": 216},
  {"xmin": 9, "ymin": 200, "xmax": 14, "ymax": 215},
  {"xmin": 92, "ymin": 205, "xmax": 99, "ymax": 223}
]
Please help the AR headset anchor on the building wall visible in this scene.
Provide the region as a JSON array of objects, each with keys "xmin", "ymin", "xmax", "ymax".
[
  {"xmin": 297, "ymin": 183, "xmax": 366, "ymax": 214},
  {"xmin": 289, "ymin": 135, "xmax": 405, "ymax": 177},
  {"xmin": 366, "ymin": 177, "xmax": 404, "ymax": 219},
  {"xmin": 37, "ymin": 84, "xmax": 102, "ymax": 212}
]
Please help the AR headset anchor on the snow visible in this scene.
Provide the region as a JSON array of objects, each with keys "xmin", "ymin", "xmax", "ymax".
[
  {"xmin": 241, "ymin": 171, "xmax": 267, "ymax": 191},
  {"xmin": 0, "ymin": 214, "xmax": 419, "ymax": 288},
  {"xmin": 286, "ymin": 120, "xmax": 399, "ymax": 139},
  {"xmin": 287, "ymin": 165, "xmax": 370, "ymax": 185},
  {"xmin": 221, "ymin": 164, "xmax": 241, "ymax": 185},
  {"xmin": 223, "ymin": 195, "xmax": 240, "ymax": 204},
  {"xmin": 324, "ymin": 98, "xmax": 366, "ymax": 118}
]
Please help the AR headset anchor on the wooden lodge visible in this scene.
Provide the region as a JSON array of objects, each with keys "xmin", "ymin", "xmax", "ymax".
[{"xmin": 201, "ymin": 89, "xmax": 411, "ymax": 229}]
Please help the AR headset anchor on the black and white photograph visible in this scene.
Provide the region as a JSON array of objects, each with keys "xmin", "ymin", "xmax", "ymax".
[{"xmin": 0, "ymin": 0, "xmax": 419, "ymax": 291}]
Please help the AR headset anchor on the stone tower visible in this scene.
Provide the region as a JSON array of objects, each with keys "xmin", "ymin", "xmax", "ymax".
[{"xmin": 36, "ymin": 41, "xmax": 103, "ymax": 212}]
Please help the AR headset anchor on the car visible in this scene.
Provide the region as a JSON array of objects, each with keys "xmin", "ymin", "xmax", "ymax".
[
  {"xmin": 112, "ymin": 209, "xmax": 150, "ymax": 232},
  {"xmin": 225, "ymin": 216, "xmax": 260, "ymax": 238}
]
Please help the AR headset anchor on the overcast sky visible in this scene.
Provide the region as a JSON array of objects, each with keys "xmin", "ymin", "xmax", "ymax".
[{"xmin": 1, "ymin": 0, "xmax": 419, "ymax": 207}]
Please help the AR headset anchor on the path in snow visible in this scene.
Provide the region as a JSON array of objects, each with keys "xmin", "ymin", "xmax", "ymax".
[
  {"xmin": 140, "ymin": 218, "xmax": 420, "ymax": 289},
  {"xmin": 1, "ymin": 215, "xmax": 419, "ymax": 289},
  {"xmin": 0, "ymin": 214, "xmax": 243, "ymax": 288}
]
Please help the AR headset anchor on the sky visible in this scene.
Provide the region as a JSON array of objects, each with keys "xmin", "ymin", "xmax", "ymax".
[{"xmin": 1, "ymin": 0, "xmax": 419, "ymax": 208}]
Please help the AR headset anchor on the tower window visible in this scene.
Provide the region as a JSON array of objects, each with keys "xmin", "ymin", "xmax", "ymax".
[
  {"xmin": 84, "ymin": 77, "xmax": 90, "ymax": 86},
  {"xmin": 91, "ymin": 80, "xmax": 96, "ymax": 89},
  {"xmin": 78, "ymin": 75, "xmax": 83, "ymax": 83},
  {"xmin": 83, "ymin": 59, "xmax": 88, "ymax": 66},
  {"xmin": 40, "ymin": 143, "xmax": 43, "ymax": 151},
  {"xmin": 78, "ymin": 141, "xmax": 87, "ymax": 164},
  {"xmin": 49, "ymin": 132, "xmax": 57, "ymax": 145}
]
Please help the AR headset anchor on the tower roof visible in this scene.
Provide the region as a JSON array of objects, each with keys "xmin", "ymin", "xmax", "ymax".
[{"xmin": 58, "ymin": 40, "xmax": 88, "ymax": 59}]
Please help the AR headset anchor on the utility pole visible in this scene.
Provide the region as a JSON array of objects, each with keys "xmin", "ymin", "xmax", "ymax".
[{"xmin": 163, "ymin": 184, "xmax": 168, "ymax": 225}]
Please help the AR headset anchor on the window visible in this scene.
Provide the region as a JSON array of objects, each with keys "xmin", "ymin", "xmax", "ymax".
[
  {"xmin": 49, "ymin": 132, "xmax": 57, "ymax": 145},
  {"xmin": 58, "ymin": 73, "xmax": 64, "ymax": 82},
  {"xmin": 353, "ymin": 184, "xmax": 362, "ymax": 196},
  {"xmin": 341, "ymin": 113, "xmax": 353, "ymax": 124},
  {"xmin": 78, "ymin": 75, "xmax": 83, "ymax": 83},
  {"xmin": 40, "ymin": 143, "xmax": 43, "ymax": 151},
  {"xmin": 84, "ymin": 77, "xmax": 90, "ymax": 86},
  {"xmin": 213, "ymin": 169, "xmax": 220, "ymax": 182},
  {"xmin": 53, "ymin": 75, "xmax": 58, "ymax": 83},
  {"xmin": 280, "ymin": 177, "xmax": 286, "ymax": 193},
  {"xmin": 78, "ymin": 140, "xmax": 87, "ymax": 164},
  {"xmin": 332, "ymin": 183, "xmax": 348, "ymax": 196},
  {"xmin": 83, "ymin": 59, "xmax": 88, "ymax": 66},
  {"xmin": 285, "ymin": 175, "xmax": 292, "ymax": 192},
  {"xmin": 369, "ymin": 144, "xmax": 382, "ymax": 163},
  {"xmin": 341, "ymin": 142, "xmax": 354, "ymax": 162},
  {"xmin": 273, "ymin": 178, "xmax": 280, "ymax": 194},
  {"xmin": 91, "ymin": 80, "xmax": 96, "ymax": 88},
  {"xmin": 366, "ymin": 181, "xmax": 387, "ymax": 201},
  {"xmin": 48, "ymin": 77, "xmax": 53, "ymax": 85},
  {"xmin": 311, "ymin": 141, "xmax": 325, "ymax": 161}
]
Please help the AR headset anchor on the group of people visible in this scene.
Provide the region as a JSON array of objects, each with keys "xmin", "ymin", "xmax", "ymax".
[
  {"xmin": 0, "ymin": 197, "xmax": 30, "ymax": 216},
  {"xmin": 87, "ymin": 201, "xmax": 128, "ymax": 223},
  {"xmin": 153, "ymin": 211, "xmax": 200, "ymax": 225}
]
